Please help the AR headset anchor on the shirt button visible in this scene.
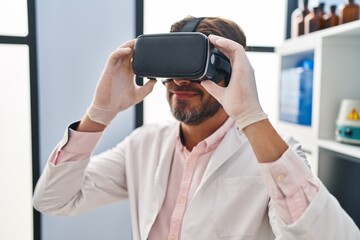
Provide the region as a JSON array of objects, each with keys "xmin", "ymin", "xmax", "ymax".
[
  {"xmin": 170, "ymin": 235, "xmax": 176, "ymax": 240},
  {"xmin": 187, "ymin": 161, "xmax": 193, "ymax": 167},
  {"xmin": 178, "ymin": 197, "xmax": 185, "ymax": 204},
  {"xmin": 277, "ymin": 174, "xmax": 285, "ymax": 182}
]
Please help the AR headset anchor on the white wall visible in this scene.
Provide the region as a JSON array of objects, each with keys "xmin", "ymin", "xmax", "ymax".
[{"xmin": 35, "ymin": 1, "xmax": 135, "ymax": 239}]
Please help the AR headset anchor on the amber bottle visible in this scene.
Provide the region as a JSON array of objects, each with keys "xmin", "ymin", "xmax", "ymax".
[
  {"xmin": 324, "ymin": 5, "xmax": 340, "ymax": 28},
  {"xmin": 339, "ymin": 0, "xmax": 360, "ymax": 24},
  {"xmin": 291, "ymin": 0, "xmax": 311, "ymax": 37},
  {"xmin": 318, "ymin": 2, "xmax": 327, "ymax": 29},
  {"xmin": 305, "ymin": 7, "xmax": 323, "ymax": 33}
]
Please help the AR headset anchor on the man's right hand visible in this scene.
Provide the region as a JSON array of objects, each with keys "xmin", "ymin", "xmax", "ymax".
[
  {"xmin": 200, "ymin": 34, "xmax": 267, "ymax": 131},
  {"xmin": 86, "ymin": 39, "xmax": 157, "ymax": 126}
]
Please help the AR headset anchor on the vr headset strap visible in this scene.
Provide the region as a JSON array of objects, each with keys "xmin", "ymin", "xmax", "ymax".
[{"xmin": 178, "ymin": 17, "xmax": 205, "ymax": 32}]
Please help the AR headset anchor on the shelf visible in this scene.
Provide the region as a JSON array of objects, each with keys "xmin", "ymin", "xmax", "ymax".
[
  {"xmin": 276, "ymin": 19, "xmax": 360, "ymax": 163},
  {"xmin": 321, "ymin": 19, "xmax": 360, "ymax": 38},
  {"xmin": 318, "ymin": 139, "xmax": 360, "ymax": 159},
  {"xmin": 277, "ymin": 20, "xmax": 360, "ymax": 55}
]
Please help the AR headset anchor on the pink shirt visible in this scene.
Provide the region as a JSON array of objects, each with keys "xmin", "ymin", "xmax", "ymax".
[
  {"xmin": 148, "ymin": 118, "xmax": 235, "ymax": 240},
  {"xmin": 52, "ymin": 120, "xmax": 319, "ymax": 239}
]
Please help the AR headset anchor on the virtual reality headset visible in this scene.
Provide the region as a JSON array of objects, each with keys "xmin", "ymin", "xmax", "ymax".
[{"xmin": 132, "ymin": 32, "xmax": 232, "ymax": 85}]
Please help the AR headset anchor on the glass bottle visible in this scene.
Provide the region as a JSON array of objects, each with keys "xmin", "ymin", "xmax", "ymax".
[
  {"xmin": 305, "ymin": 7, "xmax": 323, "ymax": 34},
  {"xmin": 291, "ymin": 0, "xmax": 311, "ymax": 37},
  {"xmin": 339, "ymin": 0, "xmax": 360, "ymax": 24},
  {"xmin": 318, "ymin": 2, "xmax": 327, "ymax": 29},
  {"xmin": 324, "ymin": 5, "xmax": 340, "ymax": 28}
]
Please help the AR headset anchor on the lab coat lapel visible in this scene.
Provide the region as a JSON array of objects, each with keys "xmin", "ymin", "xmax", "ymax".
[
  {"xmin": 153, "ymin": 123, "xmax": 178, "ymax": 210},
  {"xmin": 141, "ymin": 124, "xmax": 179, "ymax": 240},
  {"xmin": 201, "ymin": 126, "xmax": 243, "ymax": 183}
]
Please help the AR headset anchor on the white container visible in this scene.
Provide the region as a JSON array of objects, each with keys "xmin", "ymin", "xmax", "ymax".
[{"xmin": 335, "ymin": 98, "xmax": 360, "ymax": 144}]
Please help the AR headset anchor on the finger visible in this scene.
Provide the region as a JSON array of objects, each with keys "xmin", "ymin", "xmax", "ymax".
[
  {"xmin": 208, "ymin": 35, "xmax": 237, "ymax": 67},
  {"xmin": 107, "ymin": 39, "xmax": 136, "ymax": 64},
  {"xmin": 136, "ymin": 79, "xmax": 157, "ymax": 100},
  {"xmin": 200, "ymin": 80, "xmax": 225, "ymax": 103},
  {"xmin": 209, "ymin": 34, "xmax": 252, "ymax": 76},
  {"xmin": 209, "ymin": 34, "xmax": 241, "ymax": 52},
  {"xmin": 109, "ymin": 47, "xmax": 132, "ymax": 61},
  {"xmin": 119, "ymin": 39, "xmax": 136, "ymax": 49},
  {"xmin": 208, "ymin": 34, "xmax": 248, "ymax": 66}
]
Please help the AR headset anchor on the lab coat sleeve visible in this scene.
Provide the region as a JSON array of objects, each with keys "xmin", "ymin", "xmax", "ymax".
[
  {"xmin": 262, "ymin": 136, "xmax": 360, "ymax": 239},
  {"xmin": 33, "ymin": 124, "xmax": 131, "ymax": 216},
  {"xmin": 259, "ymin": 148, "xmax": 319, "ymax": 224},
  {"xmin": 268, "ymin": 182, "xmax": 360, "ymax": 239},
  {"xmin": 51, "ymin": 122, "xmax": 103, "ymax": 165}
]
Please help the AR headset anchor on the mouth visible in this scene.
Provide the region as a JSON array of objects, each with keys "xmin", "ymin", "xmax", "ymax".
[
  {"xmin": 167, "ymin": 82, "xmax": 204, "ymax": 100},
  {"xmin": 171, "ymin": 90, "xmax": 199, "ymax": 99}
]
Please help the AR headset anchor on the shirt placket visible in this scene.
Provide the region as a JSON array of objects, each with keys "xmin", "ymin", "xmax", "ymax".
[{"xmin": 168, "ymin": 145, "xmax": 204, "ymax": 240}]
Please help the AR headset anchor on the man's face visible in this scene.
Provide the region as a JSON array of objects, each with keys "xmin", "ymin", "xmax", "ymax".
[{"xmin": 165, "ymin": 79, "xmax": 224, "ymax": 125}]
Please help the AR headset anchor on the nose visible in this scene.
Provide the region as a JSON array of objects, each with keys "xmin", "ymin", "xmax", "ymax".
[{"xmin": 173, "ymin": 79, "xmax": 192, "ymax": 85}]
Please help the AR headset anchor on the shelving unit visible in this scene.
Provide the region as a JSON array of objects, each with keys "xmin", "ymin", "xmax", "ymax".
[{"xmin": 275, "ymin": 20, "xmax": 360, "ymax": 174}]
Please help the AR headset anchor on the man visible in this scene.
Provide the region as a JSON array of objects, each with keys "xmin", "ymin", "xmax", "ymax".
[{"xmin": 33, "ymin": 16, "xmax": 359, "ymax": 240}]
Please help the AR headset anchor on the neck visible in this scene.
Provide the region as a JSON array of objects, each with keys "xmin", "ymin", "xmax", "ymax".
[{"xmin": 180, "ymin": 109, "xmax": 229, "ymax": 151}]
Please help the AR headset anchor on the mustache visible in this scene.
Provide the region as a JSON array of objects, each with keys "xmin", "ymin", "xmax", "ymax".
[{"xmin": 168, "ymin": 84, "xmax": 203, "ymax": 94}]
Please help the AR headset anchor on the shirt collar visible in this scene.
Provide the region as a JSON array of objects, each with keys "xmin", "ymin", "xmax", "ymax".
[{"xmin": 176, "ymin": 117, "xmax": 235, "ymax": 153}]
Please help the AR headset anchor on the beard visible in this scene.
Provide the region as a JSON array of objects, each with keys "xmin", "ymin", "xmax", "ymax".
[{"xmin": 167, "ymin": 84, "xmax": 222, "ymax": 125}]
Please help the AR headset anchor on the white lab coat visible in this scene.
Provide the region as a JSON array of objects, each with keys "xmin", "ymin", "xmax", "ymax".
[{"xmin": 33, "ymin": 122, "xmax": 360, "ymax": 240}]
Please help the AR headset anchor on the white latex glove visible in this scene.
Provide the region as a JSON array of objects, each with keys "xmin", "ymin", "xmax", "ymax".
[
  {"xmin": 201, "ymin": 34, "xmax": 267, "ymax": 130},
  {"xmin": 87, "ymin": 40, "xmax": 157, "ymax": 125}
]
